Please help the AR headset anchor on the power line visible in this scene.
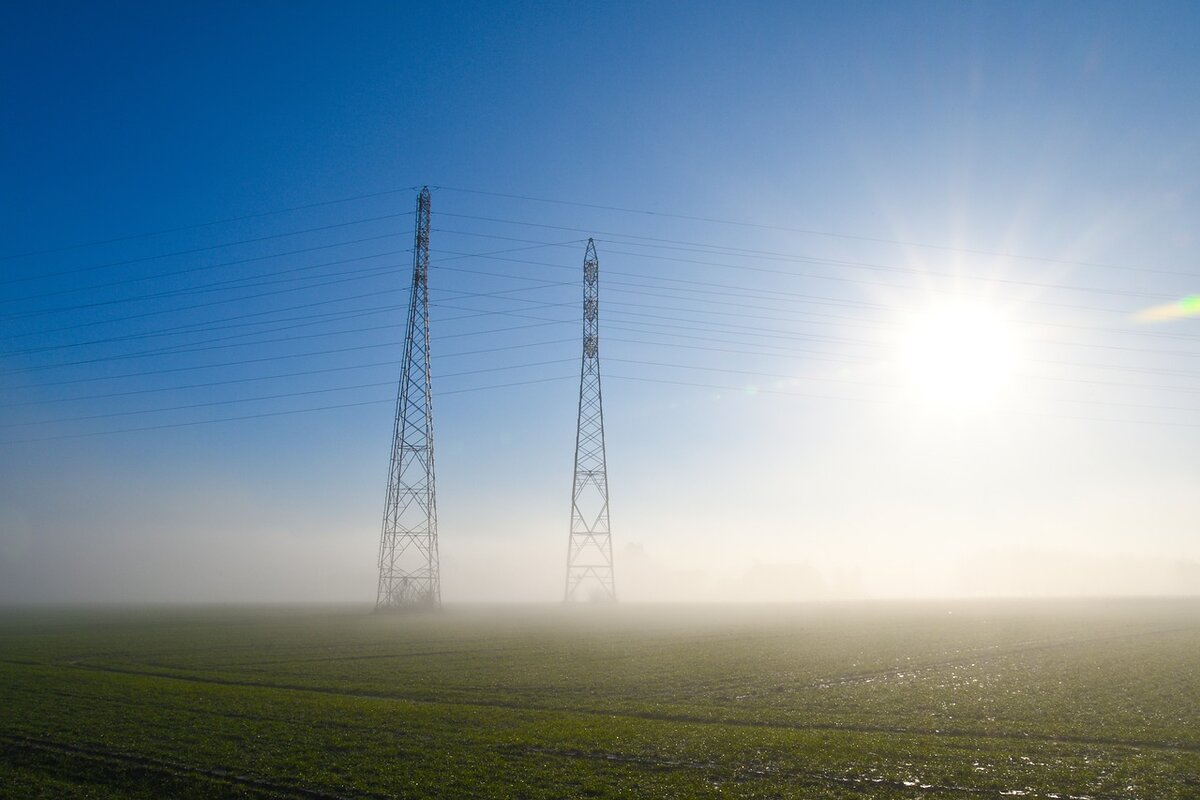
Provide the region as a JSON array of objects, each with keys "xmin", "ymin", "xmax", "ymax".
[
  {"xmin": 2, "ymin": 336, "xmax": 576, "ymax": 399},
  {"xmin": 1, "ymin": 272, "xmax": 405, "ymax": 356},
  {"xmin": 433, "ymin": 246, "xmax": 1200, "ymax": 343},
  {"xmin": 8, "ymin": 222, "xmax": 1190, "ymax": 380},
  {"xmin": 2, "ymin": 274, "xmax": 571, "ymax": 358},
  {"xmin": 0, "ymin": 210, "xmax": 416, "ymax": 288},
  {"xmin": 4, "ymin": 189, "xmax": 1197, "ymax": 453},
  {"xmin": 9, "ymin": 180, "xmax": 1186, "ymax": 283},
  {"xmin": 2, "ymin": 359, "xmax": 577, "ymax": 429},
  {"xmin": 434, "ymin": 220, "xmax": 1179, "ymax": 304},
  {"xmin": 0, "ymin": 301, "xmax": 575, "ymax": 376},
  {"xmin": 0, "ymin": 186, "xmax": 422, "ymax": 263},
  {"xmin": 0, "ymin": 375, "xmax": 578, "ymax": 445},
  {"xmin": 32, "ymin": 286, "xmax": 1174, "ymax": 397},
  {"xmin": 6, "ymin": 344, "xmax": 1195, "ymax": 445},
  {"xmin": 436, "ymin": 225, "xmax": 1163, "ymax": 317},
  {"xmin": 425, "ymin": 302, "xmax": 1200, "ymax": 394},
  {"xmin": 604, "ymin": 328, "xmax": 1200, "ymax": 396},
  {"xmin": 3, "ymin": 239, "xmax": 412, "ymax": 314},
  {"xmin": 433, "ymin": 185, "xmax": 1197, "ymax": 279},
  {"xmin": 605, "ymin": 356, "xmax": 1199, "ymax": 415},
  {"xmin": 5, "ymin": 291, "xmax": 1196, "ymax": 438},
  {"xmin": 605, "ymin": 374, "xmax": 1200, "ymax": 429},
  {"xmin": 604, "ymin": 332, "xmax": 1200, "ymax": 394},
  {"xmin": 601, "ymin": 284, "xmax": 1200, "ymax": 360},
  {"xmin": 4, "ymin": 238, "xmax": 579, "ymax": 336},
  {"xmin": 602, "ymin": 310, "xmax": 1200, "ymax": 380},
  {"xmin": 11, "ymin": 311, "xmax": 1200, "ymax": 424}
]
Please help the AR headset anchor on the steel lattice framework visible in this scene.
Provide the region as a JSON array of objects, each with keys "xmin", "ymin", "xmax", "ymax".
[
  {"xmin": 565, "ymin": 239, "xmax": 616, "ymax": 602},
  {"xmin": 376, "ymin": 186, "xmax": 440, "ymax": 610}
]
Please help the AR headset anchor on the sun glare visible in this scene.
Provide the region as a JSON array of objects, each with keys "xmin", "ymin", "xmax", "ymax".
[{"xmin": 899, "ymin": 302, "xmax": 1019, "ymax": 409}]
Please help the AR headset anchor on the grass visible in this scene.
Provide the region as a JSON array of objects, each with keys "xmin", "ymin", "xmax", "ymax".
[{"xmin": 0, "ymin": 599, "xmax": 1197, "ymax": 798}]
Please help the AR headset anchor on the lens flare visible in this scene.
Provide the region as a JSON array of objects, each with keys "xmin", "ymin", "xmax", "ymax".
[{"xmin": 1135, "ymin": 295, "xmax": 1200, "ymax": 323}]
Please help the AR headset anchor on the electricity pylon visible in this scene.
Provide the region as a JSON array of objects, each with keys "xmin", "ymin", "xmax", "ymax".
[
  {"xmin": 376, "ymin": 186, "xmax": 440, "ymax": 610},
  {"xmin": 565, "ymin": 239, "xmax": 616, "ymax": 602}
]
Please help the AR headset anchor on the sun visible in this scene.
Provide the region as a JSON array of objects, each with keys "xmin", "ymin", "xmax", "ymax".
[{"xmin": 898, "ymin": 301, "xmax": 1020, "ymax": 409}]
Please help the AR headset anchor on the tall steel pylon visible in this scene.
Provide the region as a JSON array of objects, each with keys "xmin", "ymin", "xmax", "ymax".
[
  {"xmin": 376, "ymin": 186, "xmax": 440, "ymax": 610},
  {"xmin": 565, "ymin": 239, "xmax": 616, "ymax": 602}
]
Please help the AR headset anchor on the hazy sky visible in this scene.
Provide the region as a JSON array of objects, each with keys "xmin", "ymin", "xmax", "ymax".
[{"xmin": 2, "ymin": 1, "xmax": 1198, "ymax": 602}]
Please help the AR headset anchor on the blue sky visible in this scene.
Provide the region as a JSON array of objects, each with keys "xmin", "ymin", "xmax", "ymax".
[{"xmin": 2, "ymin": 1, "xmax": 1199, "ymax": 602}]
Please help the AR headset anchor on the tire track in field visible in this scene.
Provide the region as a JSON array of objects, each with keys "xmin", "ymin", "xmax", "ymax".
[
  {"xmin": 201, "ymin": 629, "xmax": 771, "ymax": 670},
  {"xmin": 0, "ymin": 733, "xmax": 390, "ymax": 800},
  {"xmin": 56, "ymin": 659, "xmax": 1200, "ymax": 754},
  {"xmin": 794, "ymin": 624, "xmax": 1200, "ymax": 692},
  {"xmin": 3, "ymin": 679, "xmax": 1145, "ymax": 800},
  {"xmin": 212, "ymin": 642, "xmax": 546, "ymax": 669},
  {"xmin": 218, "ymin": 623, "xmax": 1200, "ymax": 702},
  {"xmin": 4, "ymin": 682, "xmax": 386, "ymax": 738},
  {"xmin": 498, "ymin": 744, "xmax": 1131, "ymax": 800}
]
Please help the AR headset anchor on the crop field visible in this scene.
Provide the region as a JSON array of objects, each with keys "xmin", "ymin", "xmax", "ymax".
[{"xmin": 0, "ymin": 600, "xmax": 1197, "ymax": 799}]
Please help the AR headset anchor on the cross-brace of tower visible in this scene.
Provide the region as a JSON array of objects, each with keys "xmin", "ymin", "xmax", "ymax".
[
  {"xmin": 376, "ymin": 186, "xmax": 440, "ymax": 610},
  {"xmin": 565, "ymin": 239, "xmax": 616, "ymax": 602}
]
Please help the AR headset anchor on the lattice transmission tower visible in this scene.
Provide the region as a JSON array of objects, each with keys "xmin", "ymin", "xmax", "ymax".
[
  {"xmin": 565, "ymin": 239, "xmax": 616, "ymax": 602},
  {"xmin": 376, "ymin": 186, "xmax": 440, "ymax": 610}
]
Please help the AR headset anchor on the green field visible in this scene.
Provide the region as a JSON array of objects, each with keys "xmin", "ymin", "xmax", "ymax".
[{"xmin": 1, "ymin": 600, "xmax": 1197, "ymax": 799}]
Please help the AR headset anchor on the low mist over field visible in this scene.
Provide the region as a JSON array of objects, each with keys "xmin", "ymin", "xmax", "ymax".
[{"xmin": 4, "ymin": 514, "xmax": 1197, "ymax": 604}]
